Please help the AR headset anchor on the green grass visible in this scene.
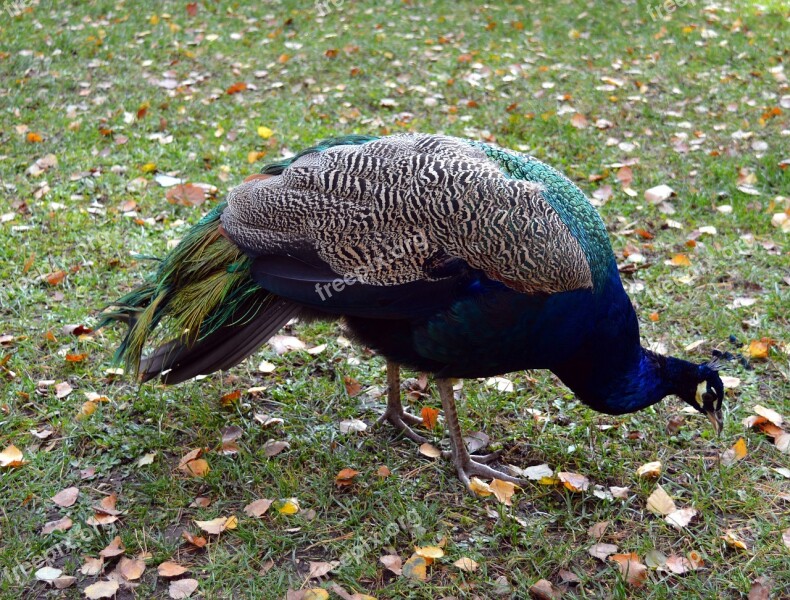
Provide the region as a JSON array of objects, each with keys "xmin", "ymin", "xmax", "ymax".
[{"xmin": 1, "ymin": 0, "xmax": 788, "ymax": 598}]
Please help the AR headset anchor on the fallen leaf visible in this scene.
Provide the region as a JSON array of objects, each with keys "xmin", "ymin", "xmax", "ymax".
[
  {"xmin": 509, "ymin": 463, "xmax": 554, "ymax": 480},
  {"xmin": 469, "ymin": 477, "xmax": 493, "ymax": 497},
  {"xmin": 609, "ymin": 553, "xmax": 647, "ymax": 587},
  {"xmin": 257, "ymin": 126, "xmax": 274, "ymax": 139},
  {"xmin": 157, "ymin": 561, "xmax": 188, "ymax": 577},
  {"xmin": 377, "ymin": 465, "xmax": 391, "ymax": 477},
  {"xmin": 195, "ymin": 516, "xmax": 236, "ymax": 535},
  {"xmin": 418, "ymin": 442, "xmax": 441, "ymax": 458},
  {"xmin": 99, "ymin": 536, "xmax": 125, "ymax": 558},
  {"xmin": 558, "ymin": 471, "xmax": 589, "ymax": 492},
  {"xmin": 118, "ymin": 557, "xmax": 145, "ymax": 580},
  {"xmin": 453, "ymin": 557, "xmax": 479, "ymax": 572},
  {"xmin": 181, "ymin": 531, "xmax": 207, "ymax": 548},
  {"xmin": 647, "ymin": 484, "xmax": 676, "ymax": 516},
  {"xmin": 44, "ymin": 271, "xmax": 66, "ymax": 286},
  {"xmin": 529, "ymin": 578, "xmax": 562, "ymax": 599},
  {"xmin": 181, "ymin": 458, "xmax": 210, "ymax": 477},
  {"xmin": 338, "ymin": 419, "xmax": 367, "ymax": 433},
  {"xmin": 138, "ymin": 452, "xmax": 156, "ymax": 467},
  {"xmin": 244, "ymin": 498, "xmax": 274, "ymax": 517},
  {"xmin": 610, "ymin": 486, "xmax": 630, "ymax": 499},
  {"xmin": 402, "ymin": 554, "xmax": 428, "ymax": 581},
  {"xmin": 669, "ymin": 253, "xmax": 692, "ymax": 267},
  {"xmin": 421, "ymin": 406, "xmax": 439, "ymax": 429},
  {"xmin": 166, "ymin": 183, "xmax": 207, "ymax": 206},
  {"xmin": 52, "ymin": 486, "xmax": 79, "ymax": 507},
  {"xmin": 753, "ymin": 405, "xmax": 783, "ymax": 427},
  {"xmin": 645, "ymin": 549, "xmax": 667, "ymax": 568},
  {"xmin": 782, "ymin": 527, "xmax": 790, "ymax": 551},
  {"xmin": 53, "ymin": 576, "xmax": 77, "ymax": 589},
  {"xmin": 380, "ymin": 554, "xmax": 402, "ymax": 575},
  {"xmin": 81, "ymin": 557, "xmax": 104, "ymax": 576},
  {"xmin": 335, "ymin": 468, "xmax": 360, "ymax": 487},
  {"xmin": 343, "ymin": 376, "xmax": 363, "ymax": 396},
  {"xmin": 308, "ymin": 560, "xmax": 339, "ymax": 579},
  {"xmin": 54, "ymin": 381, "xmax": 73, "ymax": 398},
  {"xmin": 775, "ymin": 433, "xmax": 790, "ymax": 454},
  {"xmin": 35, "ymin": 566, "xmax": 63, "ymax": 582},
  {"xmin": 665, "ymin": 508, "xmax": 697, "ymax": 530},
  {"xmin": 490, "ymin": 478, "xmax": 517, "ymax": 505},
  {"xmin": 721, "ymin": 438, "xmax": 748, "ymax": 465},
  {"xmin": 226, "ymin": 82, "xmax": 248, "ymax": 95},
  {"xmin": 747, "ymin": 340, "xmax": 770, "ymax": 359},
  {"xmin": 588, "ymin": 521, "xmax": 609, "ymax": 539},
  {"xmin": 636, "ymin": 461, "xmax": 662, "ymax": 478},
  {"xmin": 645, "ymin": 184, "xmax": 674, "ymax": 203},
  {"xmin": 721, "ymin": 529, "xmax": 749, "ymax": 550},
  {"xmin": 275, "ymin": 497, "xmax": 300, "ymax": 515},
  {"xmin": 95, "ymin": 492, "xmax": 120, "ymax": 515},
  {"xmin": 84, "ymin": 579, "xmax": 119, "ymax": 599},
  {"xmin": 664, "ymin": 555, "xmax": 694, "ymax": 574},
  {"xmin": 589, "ymin": 543, "xmax": 618, "ymax": 561},
  {"xmin": 414, "ymin": 546, "xmax": 444, "ymax": 564},
  {"xmin": 269, "ymin": 334, "xmax": 306, "ymax": 354},
  {"xmin": 42, "ymin": 516, "xmax": 73, "ymax": 534},
  {"xmin": 748, "ymin": 577, "xmax": 772, "ymax": 600},
  {"xmin": 264, "ymin": 440, "xmax": 289, "ymax": 457},
  {"xmin": 302, "ymin": 590, "xmax": 329, "ymax": 600},
  {"xmin": 169, "ymin": 578, "xmax": 199, "ymax": 599}
]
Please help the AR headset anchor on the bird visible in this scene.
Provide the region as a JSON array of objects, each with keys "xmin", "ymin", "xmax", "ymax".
[{"xmin": 101, "ymin": 133, "xmax": 725, "ymax": 489}]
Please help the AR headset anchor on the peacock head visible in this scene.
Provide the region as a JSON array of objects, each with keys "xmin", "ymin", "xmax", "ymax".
[{"xmin": 675, "ymin": 361, "xmax": 725, "ymax": 435}]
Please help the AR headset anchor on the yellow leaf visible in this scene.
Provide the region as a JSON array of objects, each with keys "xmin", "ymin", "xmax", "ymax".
[
  {"xmin": 275, "ymin": 497, "xmax": 300, "ymax": 515},
  {"xmin": 257, "ymin": 126, "xmax": 274, "ymax": 139},
  {"xmin": 414, "ymin": 545, "xmax": 444, "ymax": 564},
  {"xmin": 303, "ymin": 589, "xmax": 329, "ymax": 600},
  {"xmin": 77, "ymin": 400, "xmax": 98, "ymax": 419},
  {"xmin": 141, "ymin": 162, "xmax": 157, "ymax": 173},
  {"xmin": 248, "ymin": 150, "xmax": 266, "ymax": 164},
  {"xmin": 646, "ymin": 484, "xmax": 676, "ymax": 516},
  {"xmin": 225, "ymin": 515, "xmax": 238, "ymax": 530},
  {"xmin": 490, "ymin": 478, "xmax": 517, "ymax": 505},
  {"xmin": 180, "ymin": 458, "xmax": 210, "ymax": 477},
  {"xmin": 149, "ymin": 14, "xmax": 159, "ymax": 25},
  {"xmin": 0, "ymin": 444, "xmax": 26, "ymax": 468},
  {"xmin": 402, "ymin": 554, "xmax": 428, "ymax": 581},
  {"xmin": 469, "ymin": 477, "xmax": 493, "ymax": 496},
  {"xmin": 721, "ymin": 529, "xmax": 748, "ymax": 550},
  {"xmin": 669, "ymin": 253, "xmax": 692, "ymax": 267},
  {"xmin": 747, "ymin": 340, "xmax": 769, "ymax": 359},
  {"xmin": 636, "ymin": 461, "xmax": 662, "ymax": 478},
  {"xmin": 538, "ymin": 475, "xmax": 560, "ymax": 485}
]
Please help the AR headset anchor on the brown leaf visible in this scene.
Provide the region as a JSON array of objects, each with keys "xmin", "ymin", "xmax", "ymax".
[
  {"xmin": 264, "ymin": 440, "xmax": 289, "ymax": 457},
  {"xmin": 453, "ymin": 557, "xmax": 479, "ymax": 572},
  {"xmin": 376, "ymin": 465, "xmax": 391, "ymax": 477},
  {"xmin": 335, "ymin": 468, "xmax": 360, "ymax": 487},
  {"xmin": 753, "ymin": 404, "xmax": 783, "ymax": 427},
  {"xmin": 636, "ymin": 461, "xmax": 662, "ymax": 478},
  {"xmin": 558, "ymin": 471, "xmax": 589, "ymax": 492},
  {"xmin": 118, "ymin": 557, "xmax": 145, "ymax": 580},
  {"xmin": 95, "ymin": 492, "xmax": 120, "ymax": 515},
  {"xmin": 84, "ymin": 579, "xmax": 119, "ymax": 599},
  {"xmin": 609, "ymin": 553, "xmax": 647, "ymax": 587},
  {"xmin": 99, "ymin": 536, "xmax": 125, "ymax": 558},
  {"xmin": 80, "ymin": 557, "xmax": 104, "ymax": 576},
  {"xmin": 157, "ymin": 561, "xmax": 188, "ymax": 577},
  {"xmin": 588, "ymin": 543, "xmax": 618, "ymax": 561},
  {"xmin": 570, "ymin": 113, "xmax": 588, "ymax": 129},
  {"xmin": 343, "ymin": 376, "xmax": 363, "ymax": 397},
  {"xmin": 783, "ymin": 527, "xmax": 790, "ymax": 551},
  {"xmin": 307, "ymin": 560, "xmax": 339, "ymax": 579},
  {"xmin": 664, "ymin": 555, "xmax": 694, "ymax": 574},
  {"xmin": 588, "ymin": 521, "xmax": 609, "ymax": 539},
  {"xmin": 529, "ymin": 578, "xmax": 562, "ymax": 599},
  {"xmin": 166, "ymin": 183, "xmax": 207, "ymax": 207},
  {"xmin": 42, "ymin": 516, "xmax": 73, "ymax": 534},
  {"xmin": 490, "ymin": 478, "xmax": 517, "ymax": 505},
  {"xmin": 748, "ymin": 577, "xmax": 772, "ymax": 600},
  {"xmin": 43, "ymin": 270, "xmax": 66, "ymax": 285},
  {"xmin": 169, "ymin": 578, "xmax": 199, "ymax": 599},
  {"xmin": 52, "ymin": 486, "xmax": 79, "ymax": 507},
  {"xmin": 418, "ymin": 442, "xmax": 441, "ymax": 458},
  {"xmin": 380, "ymin": 554, "xmax": 402, "ymax": 575},
  {"xmin": 181, "ymin": 530, "xmax": 207, "ymax": 548},
  {"xmin": 243, "ymin": 498, "xmax": 274, "ymax": 517}
]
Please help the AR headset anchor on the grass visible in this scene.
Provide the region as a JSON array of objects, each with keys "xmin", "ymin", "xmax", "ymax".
[{"xmin": 1, "ymin": 0, "xmax": 788, "ymax": 598}]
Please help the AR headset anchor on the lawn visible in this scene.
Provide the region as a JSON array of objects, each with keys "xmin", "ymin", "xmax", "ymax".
[{"xmin": 0, "ymin": 0, "xmax": 788, "ymax": 598}]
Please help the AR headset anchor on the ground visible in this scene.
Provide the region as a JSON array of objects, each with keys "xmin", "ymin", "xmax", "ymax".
[{"xmin": 0, "ymin": 0, "xmax": 788, "ymax": 599}]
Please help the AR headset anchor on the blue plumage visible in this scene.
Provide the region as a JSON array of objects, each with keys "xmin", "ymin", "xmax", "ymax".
[{"xmin": 103, "ymin": 133, "xmax": 726, "ymax": 489}]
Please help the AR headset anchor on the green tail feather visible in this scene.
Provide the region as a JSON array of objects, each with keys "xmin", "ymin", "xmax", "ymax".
[{"xmin": 100, "ymin": 201, "xmax": 264, "ymax": 377}]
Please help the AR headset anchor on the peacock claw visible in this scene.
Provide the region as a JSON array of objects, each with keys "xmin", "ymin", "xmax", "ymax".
[
  {"xmin": 441, "ymin": 449, "xmax": 501, "ymax": 464},
  {"xmin": 375, "ymin": 408, "xmax": 429, "ymax": 444},
  {"xmin": 453, "ymin": 455, "xmax": 528, "ymax": 489}
]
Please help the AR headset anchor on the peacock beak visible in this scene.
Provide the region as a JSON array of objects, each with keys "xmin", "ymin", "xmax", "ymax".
[{"xmin": 705, "ymin": 409, "xmax": 724, "ymax": 437}]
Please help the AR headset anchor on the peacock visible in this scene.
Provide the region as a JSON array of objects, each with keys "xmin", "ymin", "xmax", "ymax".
[{"xmin": 101, "ymin": 134, "xmax": 725, "ymax": 488}]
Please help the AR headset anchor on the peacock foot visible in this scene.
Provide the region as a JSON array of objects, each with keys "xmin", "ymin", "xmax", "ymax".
[
  {"xmin": 450, "ymin": 452, "xmax": 528, "ymax": 489},
  {"xmin": 375, "ymin": 406, "xmax": 429, "ymax": 444},
  {"xmin": 441, "ymin": 449, "xmax": 501, "ymax": 464}
]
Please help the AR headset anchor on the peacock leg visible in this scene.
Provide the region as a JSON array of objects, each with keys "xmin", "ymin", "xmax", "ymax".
[
  {"xmin": 375, "ymin": 362, "xmax": 428, "ymax": 444},
  {"xmin": 436, "ymin": 378, "xmax": 527, "ymax": 488}
]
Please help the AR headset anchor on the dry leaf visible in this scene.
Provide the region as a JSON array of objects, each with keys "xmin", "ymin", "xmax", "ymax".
[
  {"xmin": 490, "ymin": 478, "xmax": 517, "ymax": 505},
  {"xmin": 302, "ymin": 590, "xmax": 329, "ymax": 600},
  {"xmin": 782, "ymin": 527, "xmax": 790, "ymax": 551},
  {"xmin": 335, "ymin": 468, "xmax": 360, "ymax": 487},
  {"xmin": 99, "ymin": 536, "xmax": 125, "ymax": 558},
  {"xmin": 275, "ymin": 498, "xmax": 300, "ymax": 515},
  {"xmin": 402, "ymin": 554, "xmax": 428, "ymax": 581},
  {"xmin": 453, "ymin": 557, "xmax": 479, "ymax": 572},
  {"xmin": 166, "ymin": 183, "xmax": 207, "ymax": 206},
  {"xmin": 257, "ymin": 126, "xmax": 274, "ymax": 139},
  {"xmin": 418, "ymin": 442, "xmax": 441, "ymax": 458},
  {"xmin": 42, "ymin": 516, "xmax": 73, "ymax": 534},
  {"xmin": 721, "ymin": 438, "xmax": 748, "ymax": 465},
  {"xmin": 414, "ymin": 546, "xmax": 444, "ymax": 563},
  {"xmin": 226, "ymin": 82, "xmax": 248, "ymax": 95},
  {"xmin": 264, "ymin": 440, "xmax": 290, "ymax": 457},
  {"xmin": 753, "ymin": 405, "xmax": 783, "ymax": 427},
  {"xmin": 777, "ymin": 433, "xmax": 790, "ymax": 454},
  {"xmin": 35, "ymin": 566, "xmax": 62, "ymax": 582},
  {"xmin": 669, "ymin": 253, "xmax": 692, "ymax": 267},
  {"xmin": 421, "ymin": 406, "xmax": 439, "ymax": 429},
  {"xmin": 181, "ymin": 458, "xmax": 210, "ymax": 477},
  {"xmin": 469, "ymin": 477, "xmax": 494, "ymax": 496},
  {"xmin": 52, "ymin": 486, "xmax": 79, "ymax": 507},
  {"xmin": 308, "ymin": 560, "xmax": 339, "ymax": 579},
  {"xmin": 558, "ymin": 471, "xmax": 589, "ymax": 492},
  {"xmin": 636, "ymin": 461, "xmax": 662, "ymax": 478},
  {"xmin": 509, "ymin": 463, "xmax": 554, "ymax": 480},
  {"xmin": 157, "ymin": 561, "xmax": 188, "ymax": 577},
  {"xmin": 645, "ymin": 184, "xmax": 674, "ymax": 203},
  {"xmin": 380, "ymin": 554, "xmax": 402, "ymax": 575},
  {"xmin": 664, "ymin": 555, "xmax": 694, "ymax": 574},
  {"xmin": 53, "ymin": 576, "xmax": 77, "ymax": 589},
  {"xmin": 95, "ymin": 492, "xmax": 120, "ymax": 515},
  {"xmin": 609, "ymin": 553, "xmax": 647, "ymax": 587},
  {"xmin": 195, "ymin": 516, "xmax": 236, "ymax": 535},
  {"xmin": 138, "ymin": 452, "xmax": 156, "ymax": 466},
  {"xmin": 589, "ymin": 543, "xmax": 618, "ymax": 561},
  {"xmin": 529, "ymin": 578, "xmax": 562, "ymax": 599},
  {"xmin": 377, "ymin": 465, "xmax": 391, "ymax": 477},
  {"xmin": 338, "ymin": 419, "xmax": 367, "ymax": 433},
  {"xmin": 181, "ymin": 531, "xmax": 207, "ymax": 548},
  {"xmin": 84, "ymin": 580, "xmax": 119, "ymax": 599},
  {"xmin": 169, "ymin": 578, "xmax": 199, "ymax": 599},
  {"xmin": 118, "ymin": 557, "xmax": 145, "ymax": 580},
  {"xmin": 721, "ymin": 529, "xmax": 749, "ymax": 550},
  {"xmin": 343, "ymin": 376, "xmax": 363, "ymax": 396},
  {"xmin": 647, "ymin": 484, "xmax": 676, "ymax": 516},
  {"xmin": 588, "ymin": 521, "xmax": 609, "ymax": 539},
  {"xmin": 570, "ymin": 112, "xmax": 588, "ymax": 129},
  {"xmin": 665, "ymin": 508, "xmax": 697, "ymax": 530},
  {"xmin": 81, "ymin": 557, "xmax": 104, "ymax": 576},
  {"xmin": 747, "ymin": 340, "xmax": 770, "ymax": 359},
  {"xmin": 244, "ymin": 498, "xmax": 274, "ymax": 517}
]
